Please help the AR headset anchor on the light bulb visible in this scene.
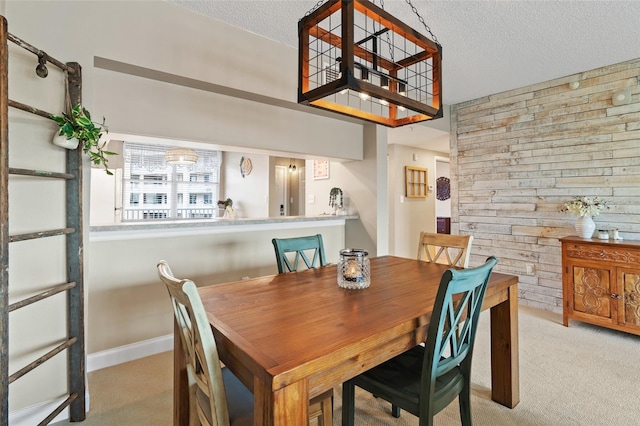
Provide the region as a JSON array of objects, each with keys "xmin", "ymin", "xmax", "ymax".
[
  {"xmin": 361, "ymin": 67, "xmax": 369, "ymax": 82},
  {"xmin": 398, "ymin": 82, "xmax": 407, "ymax": 96},
  {"xmin": 380, "ymin": 75, "xmax": 389, "ymax": 90}
]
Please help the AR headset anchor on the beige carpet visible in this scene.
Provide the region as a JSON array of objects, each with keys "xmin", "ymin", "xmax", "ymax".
[{"xmin": 53, "ymin": 306, "xmax": 640, "ymax": 425}]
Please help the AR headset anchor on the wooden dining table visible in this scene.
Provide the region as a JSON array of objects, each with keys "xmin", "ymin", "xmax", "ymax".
[{"xmin": 173, "ymin": 255, "xmax": 519, "ymax": 425}]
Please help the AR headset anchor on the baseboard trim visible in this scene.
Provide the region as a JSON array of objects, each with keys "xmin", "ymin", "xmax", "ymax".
[
  {"xmin": 9, "ymin": 334, "xmax": 173, "ymax": 425},
  {"xmin": 87, "ymin": 333, "xmax": 174, "ymax": 372},
  {"xmin": 9, "ymin": 397, "xmax": 72, "ymax": 426}
]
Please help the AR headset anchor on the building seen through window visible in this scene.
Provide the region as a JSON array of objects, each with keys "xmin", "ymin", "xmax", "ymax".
[{"xmin": 122, "ymin": 142, "xmax": 221, "ymax": 221}]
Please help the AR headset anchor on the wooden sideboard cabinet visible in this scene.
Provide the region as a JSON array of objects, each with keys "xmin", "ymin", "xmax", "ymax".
[{"xmin": 561, "ymin": 236, "xmax": 640, "ymax": 336}]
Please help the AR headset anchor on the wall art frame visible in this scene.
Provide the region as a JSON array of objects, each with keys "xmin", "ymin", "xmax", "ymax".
[{"xmin": 313, "ymin": 160, "xmax": 330, "ymax": 180}]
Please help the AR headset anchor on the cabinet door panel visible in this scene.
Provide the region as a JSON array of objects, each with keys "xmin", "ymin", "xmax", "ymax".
[
  {"xmin": 572, "ymin": 266, "xmax": 611, "ymax": 319},
  {"xmin": 619, "ymin": 269, "xmax": 640, "ymax": 330}
]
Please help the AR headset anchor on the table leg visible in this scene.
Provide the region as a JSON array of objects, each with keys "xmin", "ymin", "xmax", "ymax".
[
  {"xmin": 253, "ymin": 378, "xmax": 309, "ymax": 425},
  {"xmin": 489, "ymin": 283, "xmax": 520, "ymax": 408},
  {"xmin": 174, "ymin": 319, "xmax": 189, "ymax": 426}
]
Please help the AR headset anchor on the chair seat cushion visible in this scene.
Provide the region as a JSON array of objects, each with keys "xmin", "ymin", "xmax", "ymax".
[
  {"xmin": 223, "ymin": 368, "xmax": 254, "ymax": 426},
  {"xmin": 355, "ymin": 345, "xmax": 463, "ymax": 414},
  {"xmin": 198, "ymin": 368, "xmax": 254, "ymax": 426}
]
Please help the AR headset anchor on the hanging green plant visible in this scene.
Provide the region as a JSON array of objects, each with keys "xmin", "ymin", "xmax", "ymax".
[{"xmin": 50, "ymin": 104, "xmax": 116, "ymax": 175}]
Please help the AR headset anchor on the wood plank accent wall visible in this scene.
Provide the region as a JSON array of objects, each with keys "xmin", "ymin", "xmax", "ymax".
[{"xmin": 451, "ymin": 58, "xmax": 640, "ymax": 312}]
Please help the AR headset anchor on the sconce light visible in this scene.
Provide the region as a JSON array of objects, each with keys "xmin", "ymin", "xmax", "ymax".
[
  {"xmin": 288, "ymin": 160, "xmax": 297, "ymax": 173},
  {"xmin": 569, "ymin": 81, "xmax": 580, "ymax": 90},
  {"xmin": 612, "ymin": 89, "xmax": 631, "ymax": 106},
  {"xmin": 165, "ymin": 148, "xmax": 198, "ymax": 165}
]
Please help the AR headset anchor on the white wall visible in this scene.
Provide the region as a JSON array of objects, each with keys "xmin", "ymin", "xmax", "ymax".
[
  {"xmin": 7, "ymin": 0, "xmax": 364, "ymax": 159},
  {"xmin": 88, "ymin": 223, "xmax": 347, "ymax": 353},
  {"xmin": 2, "ymin": 0, "xmax": 368, "ymax": 415},
  {"xmin": 5, "ymin": 22, "xmax": 74, "ymax": 411},
  {"xmin": 222, "ymin": 151, "xmax": 269, "ymax": 218},
  {"xmin": 305, "ymin": 124, "xmax": 388, "ymax": 257},
  {"xmin": 435, "ymin": 159, "xmax": 451, "ymax": 218},
  {"xmin": 388, "ymin": 144, "xmax": 448, "ymax": 258}
]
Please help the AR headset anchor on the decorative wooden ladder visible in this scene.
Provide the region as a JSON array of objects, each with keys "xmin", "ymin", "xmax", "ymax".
[{"xmin": 0, "ymin": 16, "xmax": 86, "ymax": 425}]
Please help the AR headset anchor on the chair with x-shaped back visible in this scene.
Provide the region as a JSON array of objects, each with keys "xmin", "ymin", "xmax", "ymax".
[
  {"xmin": 342, "ymin": 256, "xmax": 498, "ymax": 426},
  {"xmin": 417, "ymin": 232, "xmax": 474, "ymax": 268},
  {"xmin": 159, "ymin": 260, "xmax": 333, "ymax": 425},
  {"xmin": 157, "ymin": 260, "xmax": 253, "ymax": 426},
  {"xmin": 270, "ymin": 234, "xmax": 334, "ymax": 424},
  {"xmin": 271, "ymin": 234, "xmax": 327, "ymax": 273}
]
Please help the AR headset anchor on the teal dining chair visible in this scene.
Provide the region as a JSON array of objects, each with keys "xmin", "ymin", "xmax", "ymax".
[
  {"xmin": 270, "ymin": 234, "xmax": 334, "ymax": 424},
  {"xmin": 159, "ymin": 260, "xmax": 333, "ymax": 425},
  {"xmin": 271, "ymin": 234, "xmax": 327, "ymax": 273},
  {"xmin": 341, "ymin": 256, "xmax": 499, "ymax": 426},
  {"xmin": 157, "ymin": 260, "xmax": 254, "ymax": 426}
]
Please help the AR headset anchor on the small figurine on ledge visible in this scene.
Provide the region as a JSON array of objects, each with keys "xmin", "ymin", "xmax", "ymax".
[
  {"xmin": 218, "ymin": 198, "xmax": 236, "ymax": 220},
  {"xmin": 329, "ymin": 187, "xmax": 344, "ymax": 215},
  {"xmin": 612, "ymin": 228, "xmax": 623, "ymax": 241}
]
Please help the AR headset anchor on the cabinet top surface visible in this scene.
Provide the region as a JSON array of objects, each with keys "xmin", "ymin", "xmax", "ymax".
[{"xmin": 560, "ymin": 236, "xmax": 640, "ymax": 250}]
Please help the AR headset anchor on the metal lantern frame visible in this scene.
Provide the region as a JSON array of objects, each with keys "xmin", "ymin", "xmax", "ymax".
[{"xmin": 298, "ymin": 0, "xmax": 442, "ymax": 128}]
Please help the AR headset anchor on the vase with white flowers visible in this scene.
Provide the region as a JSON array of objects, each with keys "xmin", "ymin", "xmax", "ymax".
[{"xmin": 561, "ymin": 196, "xmax": 609, "ymax": 239}]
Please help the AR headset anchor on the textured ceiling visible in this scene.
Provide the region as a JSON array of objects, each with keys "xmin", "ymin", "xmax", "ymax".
[
  {"xmin": 168, "ymin": 0, "xmax": 640, "ymax": 152},
  {"xmin": 170, "ymin": 0, "xmax": 640, "ymax": 105}
]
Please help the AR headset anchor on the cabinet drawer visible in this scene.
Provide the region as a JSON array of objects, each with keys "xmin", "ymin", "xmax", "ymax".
[{"xmin": 564, "ymin": 243, "xmax": 640, "ymax": 266}]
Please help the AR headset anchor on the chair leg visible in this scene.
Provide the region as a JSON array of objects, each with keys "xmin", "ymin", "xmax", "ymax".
[
  {"xmin": 391, "ymin": 404, "xmax": 401, "ymax": 418},
  {"xmin": 319, "ymin": 393, "xmax": 333, "ymax": 426},
  {"xmin": 341, "ymin": 381, "xmax": 356, "ymax": 426},
  {"xmin": 459, "ymin": 382, "xmax": 472, "ymax": 426},
  {"xmin": 309, "ymin": 389, "xmax": 333, "ymax": 426}
]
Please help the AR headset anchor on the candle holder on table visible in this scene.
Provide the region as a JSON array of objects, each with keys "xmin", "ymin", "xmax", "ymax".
[{"xmin": 337, "ymin": 249, "xmax": 370, "ymax": 289}]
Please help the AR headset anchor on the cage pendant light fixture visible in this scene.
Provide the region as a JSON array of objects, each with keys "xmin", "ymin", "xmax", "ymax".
[{"xmin": 298, "ymin": 0, "xmax": 442, "ymax": 128}]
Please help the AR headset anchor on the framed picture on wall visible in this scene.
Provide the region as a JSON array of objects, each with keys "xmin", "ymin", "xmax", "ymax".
[{"xmin": 313, "ymin": 160, "xmax": 329, "ymax": 180}]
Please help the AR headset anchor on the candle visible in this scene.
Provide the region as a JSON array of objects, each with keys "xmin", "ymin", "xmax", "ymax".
[{"xmin": 344, "ymin": 260, "xmax": 360, "ymax": 280}]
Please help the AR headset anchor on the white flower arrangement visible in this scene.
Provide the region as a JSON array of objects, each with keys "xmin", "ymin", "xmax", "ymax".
[{"xmin": 561, "ymin": 196, "xmax": 609, "ymax": 217}]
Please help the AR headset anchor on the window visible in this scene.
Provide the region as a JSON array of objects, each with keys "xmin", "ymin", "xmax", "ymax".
[
  {"xmin": 144, "ymin": 193, "xmax": 167, "ymax": 204},
  {"xmin": 145, "ymin": 174, "xmax": 166, "ymax": 184},
  {"xmin": 122, "ymin": 143, "xmax": 221, "ymax": 221}
]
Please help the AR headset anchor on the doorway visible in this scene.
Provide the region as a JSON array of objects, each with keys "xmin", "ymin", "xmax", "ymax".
[{"xmin": 274, "ymin": 165, "xmax": 288, "ymax": 216}]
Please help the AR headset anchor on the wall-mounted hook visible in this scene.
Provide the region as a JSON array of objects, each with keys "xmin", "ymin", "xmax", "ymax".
[{"xmin": 35, "ymin": 52, "xmax": 48, "ymax": 78}]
